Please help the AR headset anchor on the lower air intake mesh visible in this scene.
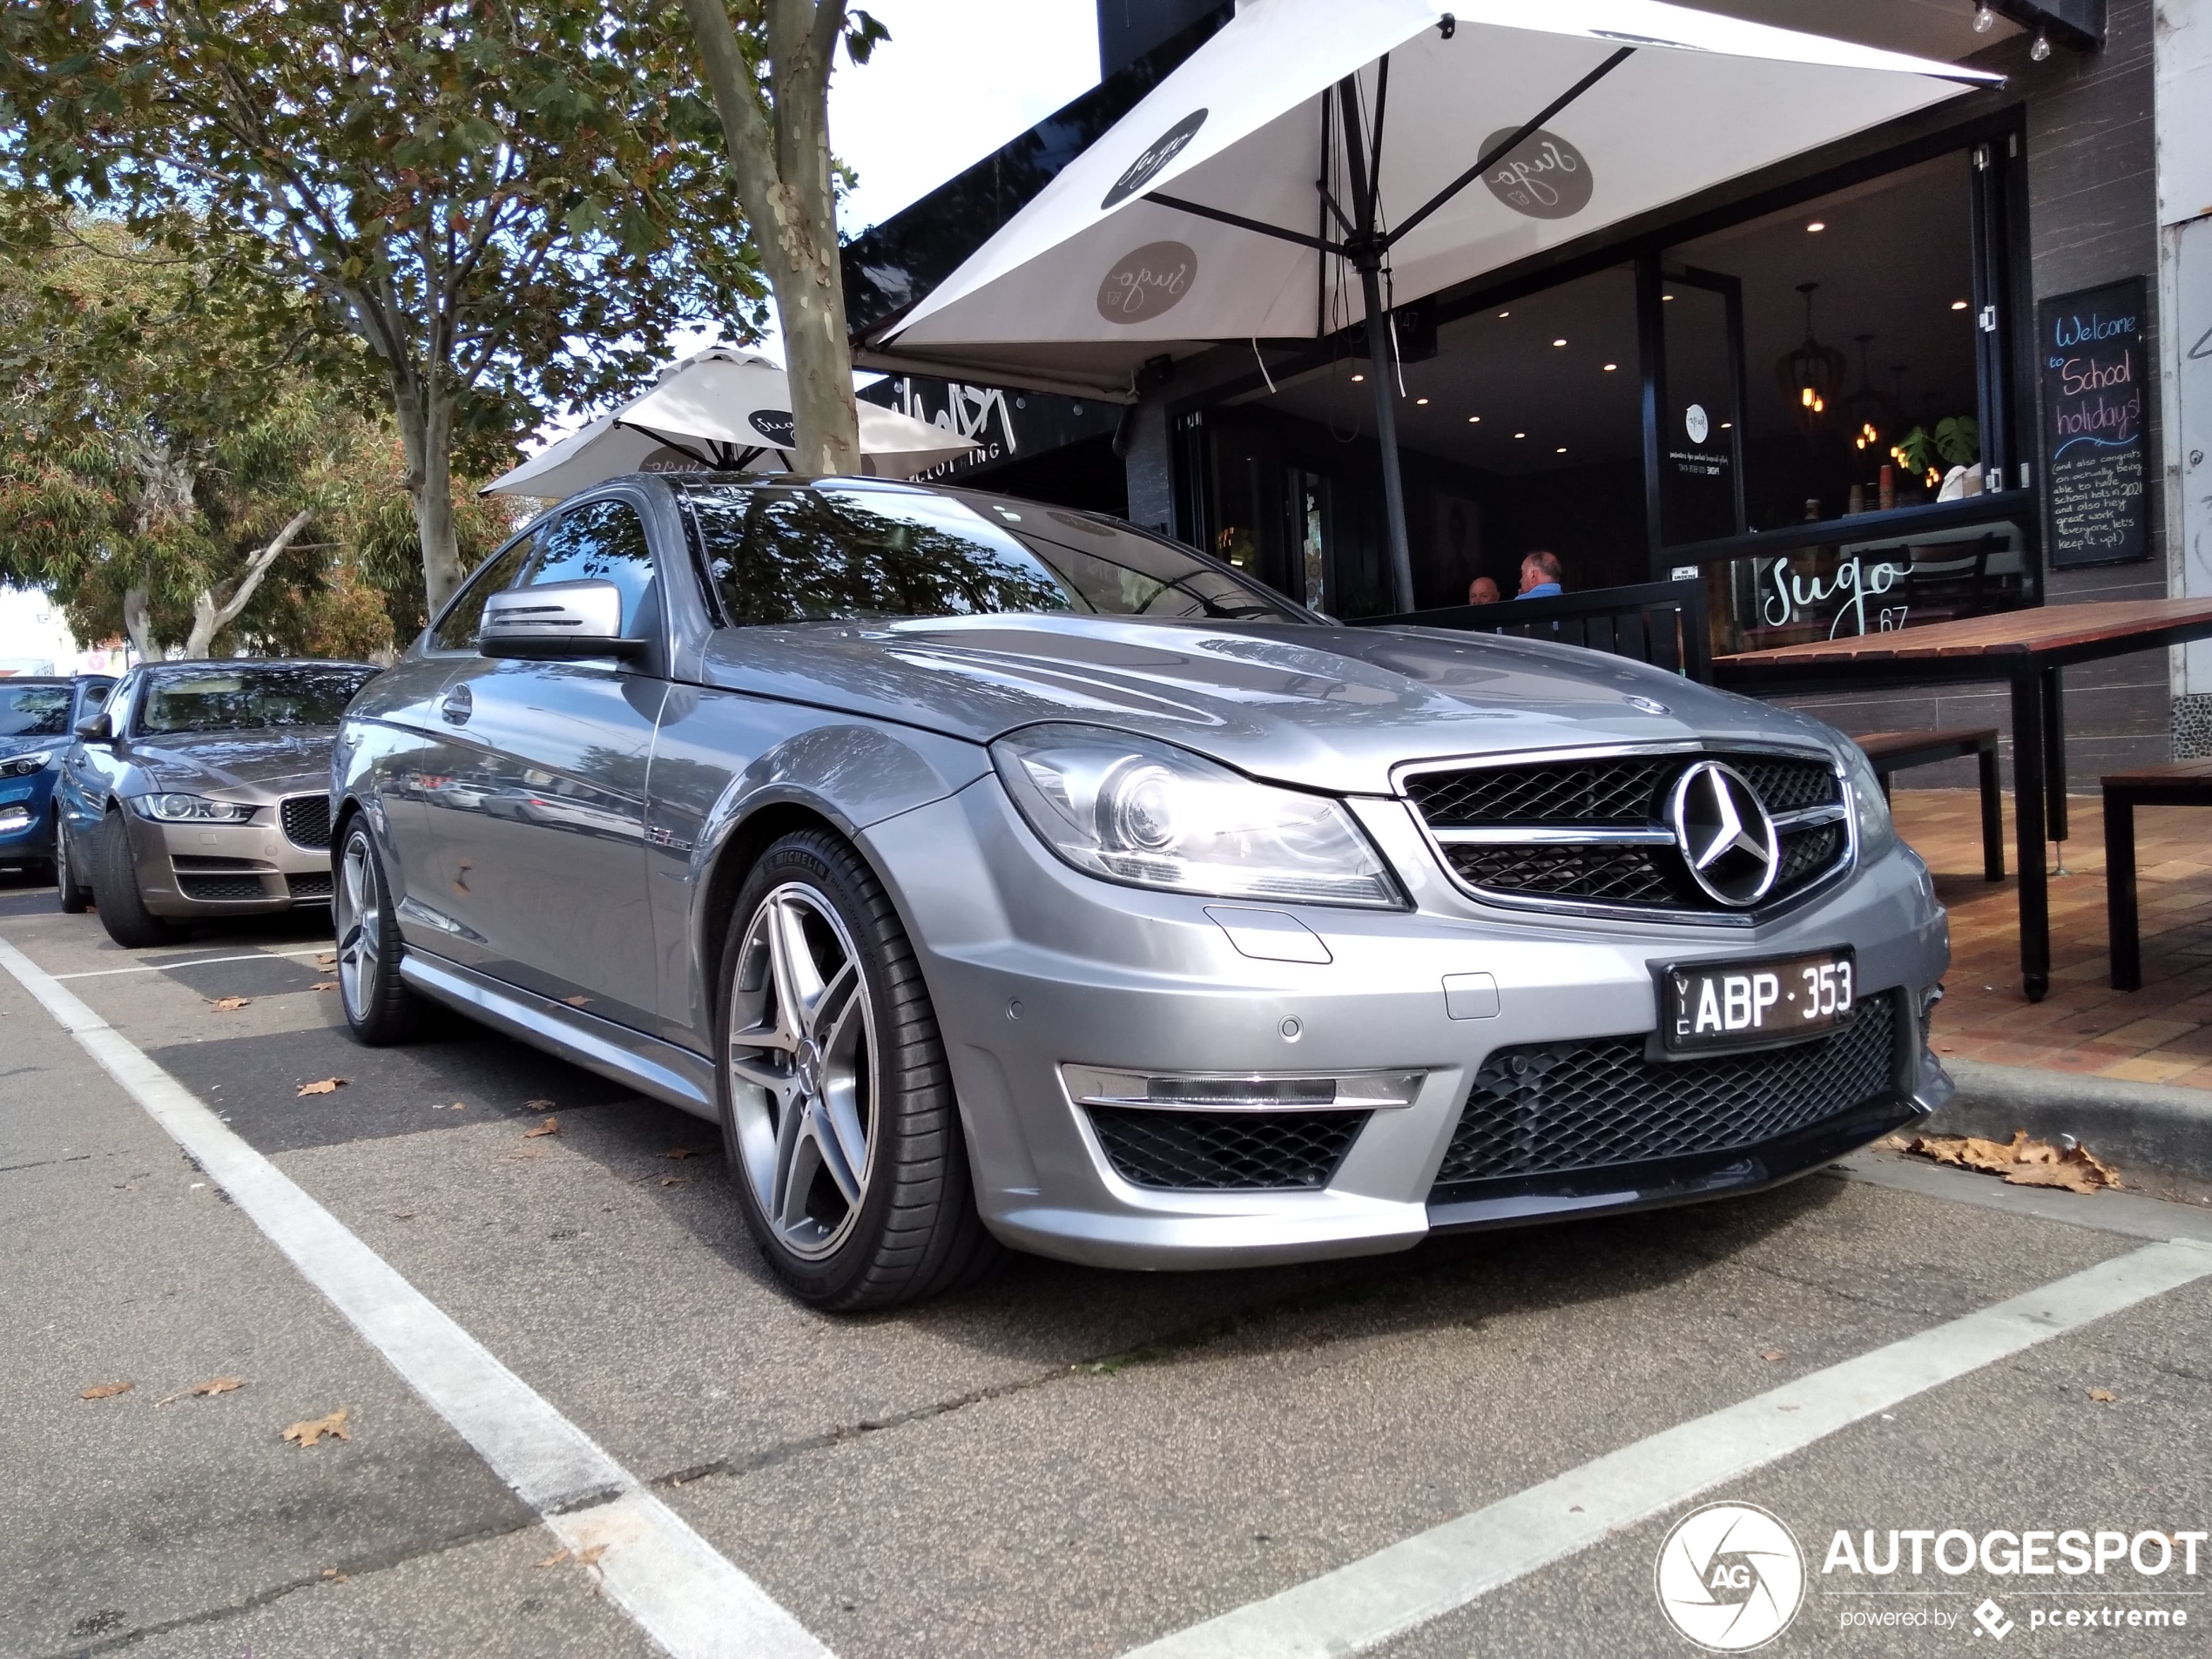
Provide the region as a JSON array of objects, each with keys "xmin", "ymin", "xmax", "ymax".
[{"xmin": 1088, "ymin": 1107, "xmax": 1368, "ymax": 1190}]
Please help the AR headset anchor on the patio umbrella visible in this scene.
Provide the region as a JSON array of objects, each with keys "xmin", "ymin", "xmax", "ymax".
[
  {"xmin": 873, "ymin": 0, "xmax": 2002, "ymax": 611},
  {"xmin": 481, "ymin": 347, "xmax": 981, "ymax": 498}
]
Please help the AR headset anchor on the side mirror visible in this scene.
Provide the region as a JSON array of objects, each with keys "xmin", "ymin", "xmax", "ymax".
[
  {"xmin": 74, "ymin": 711, "xmax": 114, "ymax": 743},
  {"xmin": 478, "ymin": 580, "xmax": 645, "ymax": 661}
]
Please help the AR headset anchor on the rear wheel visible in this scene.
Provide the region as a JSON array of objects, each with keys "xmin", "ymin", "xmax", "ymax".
[
  {"xmin": 717, "ymin": 830, "xmax": 1001, "ymax": 1311},
  {"xmin": 334, "ymin": 818, "xmax": 421, "ymax": 1045},
  {"xmin": 55, "ymin": 821, "xmax": 91, "ymax": 914},
  {"xmin": 92, "ymin": 808, "xmax": 179, "ymax": 948}
]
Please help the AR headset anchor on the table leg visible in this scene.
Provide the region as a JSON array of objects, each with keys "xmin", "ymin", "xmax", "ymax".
[
  {"xmin": 2011, "ymin": 672, "xmax": 2051, "ymax": 1001},
  {"xmin": 2042, "ymin": 667, "xmax": 2068, "ymax": 846},
  {"xmin": 2106, "ymin": 792, "xmax": 2140, "ymax": 992}
]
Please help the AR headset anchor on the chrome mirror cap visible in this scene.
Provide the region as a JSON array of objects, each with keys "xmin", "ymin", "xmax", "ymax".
[{"xmin": 478, "ymin": 579, "xmax": 644, "ymax": 660}]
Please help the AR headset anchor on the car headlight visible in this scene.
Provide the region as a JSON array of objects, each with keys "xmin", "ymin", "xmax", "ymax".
[
  {"xmin": 1844, "ymin": 746, "xmax": 1896, "ymax": 860},
  {"xmin": 132, "ymin": 793, "xmax": 259, "ymax": 824},
  {"xmin": 0, "ymin": 749, "xmax": 53, "ymax": 778},
  {"xmin": 992, "ymin": 724, "xmax": 1400, "ymax": 908}
]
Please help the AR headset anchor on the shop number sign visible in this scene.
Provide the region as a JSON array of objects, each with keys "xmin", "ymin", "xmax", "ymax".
[{"xmin": 2038, "ymin": 275, "xmax": 2148, "ymax": 569}]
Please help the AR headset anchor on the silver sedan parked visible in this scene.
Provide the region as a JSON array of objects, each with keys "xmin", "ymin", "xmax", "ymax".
[
  {"xmin": 333, "ymin": 476, "xmax": 1951, "ymax": 1309},
  {"xmin": 59, "ymin": 659, "xmax": 380, "ymax": 946}
]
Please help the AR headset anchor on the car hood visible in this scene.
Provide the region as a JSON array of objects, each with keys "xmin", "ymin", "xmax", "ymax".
[
  {"xmin": 695, "ymin": 614, "xmax": 1843, "ymax": 793},
  {"xmin": 0, "ymin": 732, "xmax": 62, "ymax": 761},
  {"xmin": 126, "ymin": 727, "xmax": 339, "ymax": 798}
]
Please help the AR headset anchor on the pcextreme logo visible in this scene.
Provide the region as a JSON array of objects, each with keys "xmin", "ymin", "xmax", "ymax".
[{"xmin": 1656, "ymin": 1501, "xmax": 1807, "ymax": 1651}]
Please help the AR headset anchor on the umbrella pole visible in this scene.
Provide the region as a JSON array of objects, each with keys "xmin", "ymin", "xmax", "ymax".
[{"xmin": 1359, "ymin": 260, "xmax": 1416, "ymax": 614}]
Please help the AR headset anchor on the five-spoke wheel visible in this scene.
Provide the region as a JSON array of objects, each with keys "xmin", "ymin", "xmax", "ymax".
[
  {"xmin": 334, "ymin": 818, "xmax": 419, "ymax": 1044},
  {"xmin": 717, "ymin": 830, "xmax": 1000, "ymax": 1309}
]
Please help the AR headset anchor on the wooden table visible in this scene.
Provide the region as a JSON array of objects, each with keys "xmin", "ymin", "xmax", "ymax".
[{"xmin": 1714, "ymin": 597, "xmax": 2212, "ymax": 1002}]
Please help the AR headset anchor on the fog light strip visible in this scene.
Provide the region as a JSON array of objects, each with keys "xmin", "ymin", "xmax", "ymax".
[
  {"xmin": 0, "ymin": 938, "xmax": 830, "ymax": 1659},
  {"xmin": 1123, "ymin": 1238, "xmax": 2212, "ymax": 1659}
]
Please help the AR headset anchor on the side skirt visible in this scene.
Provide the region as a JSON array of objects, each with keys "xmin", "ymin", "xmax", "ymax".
[{"xmin": 398, "ymin": 949, "xmax": 718, "ymax": 1122}]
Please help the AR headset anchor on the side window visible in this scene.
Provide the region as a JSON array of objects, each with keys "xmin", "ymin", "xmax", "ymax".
[
  {"xmin": 523, "ymin": 499, "xmax": 656, "ymax": 633},
  {"xmin": 431, "ymin": 534, "xmax": 536, "ymax": 651}
]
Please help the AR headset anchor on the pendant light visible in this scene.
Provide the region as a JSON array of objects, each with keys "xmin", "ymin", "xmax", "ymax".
[{"xmin": 1776, "ymin": 282, "xmax": 1845, "ymax": 426}]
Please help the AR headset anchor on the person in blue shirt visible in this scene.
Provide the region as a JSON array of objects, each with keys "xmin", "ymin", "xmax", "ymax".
[{"xmin": 1516, "ymin": 550, "xmax": 1563, "ymax": 599}]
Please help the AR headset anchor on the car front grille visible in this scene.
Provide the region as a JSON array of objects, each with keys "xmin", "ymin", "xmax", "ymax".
[
  {"xmin": 1430, "ymin": 994, "xmax": 1900, "ymax": 1197},
  {"xmin": 1405, "ymin": 749, "xmax": 1849, "ymax": 919},
  {"xmin": 280, "ymin": 794, "xmax": 332, "ymax": 851},
  {"xmin": 178, "ymin": 873, "xmax": 271, "ymax": 903},
  {"xmin": 1087, "ymin": 1106, "xmax": 1369, "ymax": 1190},
  {"xmin": 287, "ymin": 872, "xmax": 334, "ymax": 900}
]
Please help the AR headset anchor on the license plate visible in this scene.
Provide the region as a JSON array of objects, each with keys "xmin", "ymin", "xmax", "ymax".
[{"xmin": 1661, "ymin": 948, "xmax": 1856, "ymax": 1054}]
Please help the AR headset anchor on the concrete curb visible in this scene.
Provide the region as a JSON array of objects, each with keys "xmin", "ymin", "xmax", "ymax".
[{"xmin": 1923, "ymin": 1056, "xmax": 2212, "ymax": 1185}]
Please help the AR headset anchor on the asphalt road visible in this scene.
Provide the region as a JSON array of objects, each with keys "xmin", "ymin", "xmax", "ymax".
[{"xmin": 3, "ymin": 872, "xmax": 2209, "ymax": 1659}]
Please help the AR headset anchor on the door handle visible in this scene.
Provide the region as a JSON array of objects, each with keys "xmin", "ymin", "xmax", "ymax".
[{"xmin": 439, "ymin": 685, "xmax": 473, "ymax": 725}]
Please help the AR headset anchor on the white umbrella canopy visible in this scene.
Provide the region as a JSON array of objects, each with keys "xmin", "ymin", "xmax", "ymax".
[
  {"xmin": 874, "ymin": 0, "xmax": 2001, "ymax": 606},
  {"xmin": 482, "ymin": 346, "xmax": 981, "ymax": 498}
]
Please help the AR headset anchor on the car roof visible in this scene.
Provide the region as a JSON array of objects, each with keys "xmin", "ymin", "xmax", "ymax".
[{"xmin": 139, "ymin": 658, "xmax": 380, "ymax": 673}]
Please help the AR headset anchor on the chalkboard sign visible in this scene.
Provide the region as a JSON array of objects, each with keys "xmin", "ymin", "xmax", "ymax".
[{"xmin": 2039, "ymin": 276, "xmax": 2149, "ymax": 569}]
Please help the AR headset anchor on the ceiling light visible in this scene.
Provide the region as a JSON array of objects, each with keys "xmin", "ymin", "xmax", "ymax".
[
  {"xmin": 1951, "ymin": 299, "xmax": 1969, "ymax": 310},
  {"xmin": 1552, "ymin": 337, "xmax": 1568, "ymax": 347},
  {"xmin": 1719, "ymin": 421, "xmax": 1731, "ymax": 429},
  {"xmin": 1514, "ymin": 431, "xmax": 1526, "ymax": 439},
  {"xmin": 1973, "ymin": 5, "xmax": 1995, "ymax": 33},
  {"xmin": 1415, "ymin": 396, "xmax": 1430, "ymax": 405},
  {"xmin": 1555, "ymin": 446, "xmax": 1568, "ymax": 454},
  {"xmin": 1352, "ymin": 373, "xmax": 1364, "ymax": 382},
  {"xmin": 1805, "ymin": 219, "xmax": 1826, "ymax": 233},
  {"xmin": 1662, "ymin": 293, "xmax": 1675, "ymax": 301},
  {"xmin": 2031, "ymin": 30, "xmax": 2051, "ymax": 60},
  {"xmin": 1602, "ymin": 362, "xmax": 1618, "ymax": 372},
  {"xmin": 1467, "ymin": 415, "xmax": 1480, "ymax": 422},
  {"xmin": 1497, "ymin": 310, "xmax": 1510, "ymax": 318}
]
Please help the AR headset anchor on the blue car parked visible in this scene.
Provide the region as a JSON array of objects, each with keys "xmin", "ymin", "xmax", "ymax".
[{"xmin": 0, "ymin": 676, "xmax": 118, "ymax": 878}]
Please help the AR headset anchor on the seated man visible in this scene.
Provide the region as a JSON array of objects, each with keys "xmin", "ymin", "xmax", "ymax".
[
  {"xmin": 1467, "ymin": 575, "xmax": 1501, "ymax": 606},
  {"xmin": 1516, "ymin": 550, "xmax": 1564, "ymax": 599}
]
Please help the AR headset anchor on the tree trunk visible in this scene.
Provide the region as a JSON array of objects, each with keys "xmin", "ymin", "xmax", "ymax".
[
  {"xmin": 184, "ymin": 508, "xmax": 314, "ymax": 657},
  {"xmin": 392, "ymin": 371, "xmax": 465, "ymax": 615},
  {"xmin": 121, "ymin": 585, "xmax": 162, "ymax": 663},
  {"xmin": 682, "ymin": 0, "xmax": 862, "ymax": 475}
]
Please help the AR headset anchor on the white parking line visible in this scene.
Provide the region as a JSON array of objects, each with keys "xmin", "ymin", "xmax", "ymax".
[
  {"xmin": 0, "ymin": 935, "xmax": 830, "ymax": 1659},
  {"xmin": 1123, "ymin": 1238, "xmax": 2212, "ymax": 1659},
  {"xmin": 50, "ymin": 945, "xmax": 333, "ymax": 980}
]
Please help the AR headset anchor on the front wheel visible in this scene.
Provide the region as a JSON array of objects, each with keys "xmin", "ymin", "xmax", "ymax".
[
  {"xmin": 334, "ymin": 819, "xmax": 421, "ymax": 1045},
  {"xmin": 717, "ymin": 830, "xmax": 1000, "ymax": 1311},
  {"xmin": 92, "ymin": 809, "xmax": 180, "ymax": 948},
  {"xmin": 55, "ymin": 820, "xmax": 91, "ymax": 914}
]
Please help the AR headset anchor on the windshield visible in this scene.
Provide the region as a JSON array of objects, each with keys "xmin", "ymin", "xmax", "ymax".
[
  {"xmin": 686, "ymin": 485, "xmax": 1306, "ymax": 626},
  {"xmin": 136, "ymin": 665, "xmax": 375, "ymax": 736},
  {"xmin": 0, "ymin": 685, "xmax": 72, "ymax": 738}
]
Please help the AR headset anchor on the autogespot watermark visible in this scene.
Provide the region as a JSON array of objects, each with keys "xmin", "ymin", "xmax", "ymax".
[{"xmin": 1656, "ymin": 1513, "xmax": 2205, "ymax": 1648}]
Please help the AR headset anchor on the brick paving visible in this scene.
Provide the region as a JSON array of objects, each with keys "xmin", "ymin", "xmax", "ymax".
[{"xmin": 1893, "ymin": 787, "xmax": 2212, "ymax": 1091}]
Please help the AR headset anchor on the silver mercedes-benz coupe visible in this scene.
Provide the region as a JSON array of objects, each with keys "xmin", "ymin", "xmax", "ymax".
[{"xmin": 333, "ymin": 475, "xmax": 1951, "ymax": 1309}]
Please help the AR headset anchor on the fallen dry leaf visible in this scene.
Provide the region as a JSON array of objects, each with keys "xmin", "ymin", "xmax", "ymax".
[
  {"xmin": 523, "ymin": 1116, "xmax": 559, "ymax": 1139},
  {"xmin": 296, "ymin": 1077, "xmax": 349, "ymax": 1097},
  {"xmin": 536, "ymin": 1548, "xmax": 570, "ymax": 1569},
  {"xmin": 576, "ymin": 1544, "xmax": 608, "ymax": 1567},
  {"xmin": 1760, "ymin": 1350, "xmax": 1784, "ymax": 1363},
  {"xmin": 661, "ymin": 1176, "xmax": 691, "ymax": 1188},
  {"xmin": 311, "ymin": 980, "xmax": 338, "ymax": 992},
  {"xmin": 563, "ymin": 995, "xmax": 591, "ymax": 1007},
  {"xmin": 282, "ymin": 1408, "xmax": 351, "ymax": 1447},
  {"xmin": 662, "ymin": 1147, "xmax": 697, "ymax": 1160},
  {"xmin": 2088, "ymin": 1387, "xmax": 2118, "ymax": 1403},
  {"xmin": 155, "ymin": 1377, "xmax": 246, "ymax": 1407},
  {"xmin": 316, "ymin": 953, "xmax": 337, "ymax": 967},
  {"xmin": 321, "ymin": 1566, "xmax": 347, "ymax": 1582},
  {"xmin": 210, "ymin": 995, "xmax": 250, "ymax": 1011},
  {"xmin": 525, "ymin": 1097, "xmax": 556, "ymax": 1109},
  {"xmin": 1898, "ymin": 1129, "xmax": 2121, "ymax": 1194},
  {"xmin": 79, "ymin": 1381, "xmax": 134, "ymax": 1400}
]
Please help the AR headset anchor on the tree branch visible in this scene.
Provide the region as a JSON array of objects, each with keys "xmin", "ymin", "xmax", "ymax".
[{"xmin": 185, "ymin": 506, "xmax": 313, "ymax": 656}]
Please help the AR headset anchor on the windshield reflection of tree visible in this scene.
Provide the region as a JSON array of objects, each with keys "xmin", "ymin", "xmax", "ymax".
[
  {"xmin": 140, "ymin": 668, "xmax": 373, "ymax": 732},
  {"xmin": 695, "ymin": 489, "xmax": 1066, "ymax": 623}
]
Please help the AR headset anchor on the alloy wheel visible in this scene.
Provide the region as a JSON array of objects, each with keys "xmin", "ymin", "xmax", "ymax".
[
  {"xmin": 725, "ymin": 881, "xmax": 878, "ymax": 1260},
  {"xmin": 335, "ymin": 832, "xmax": 378, "ymax": 1022}
]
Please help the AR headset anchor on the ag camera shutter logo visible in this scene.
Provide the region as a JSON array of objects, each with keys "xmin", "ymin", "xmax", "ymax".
[{"xmin": 1655, "ymin": 1501, "xmax": 1805, "ymax": 1650}]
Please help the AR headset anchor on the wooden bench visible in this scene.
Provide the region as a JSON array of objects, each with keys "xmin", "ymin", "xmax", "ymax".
[
  {"xmin": 1852, "ymin": 728, "xmax": 2004, "ymax": 882},
  {"xmin": 2102, "ymin": 758, "xmax": 2212, "ymax": 990}
]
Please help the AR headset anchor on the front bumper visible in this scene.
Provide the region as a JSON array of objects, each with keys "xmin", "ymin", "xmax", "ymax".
[
  {"xmin": 0, "ymin": 778, "xmax": 54, "ymax": 860},
  {"xmin": 861, "ymin": 776, "xmax": 1952, "ymax": 1271},
  {"xmin": 119, "ymin": 800, "xmax": 335, "ymax": 916}
]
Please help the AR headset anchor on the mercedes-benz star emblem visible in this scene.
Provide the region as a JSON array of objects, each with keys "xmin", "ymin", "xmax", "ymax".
[{"xmin": 1668, "ymin": 760, "xmax": 1780, "ymax": 907}]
